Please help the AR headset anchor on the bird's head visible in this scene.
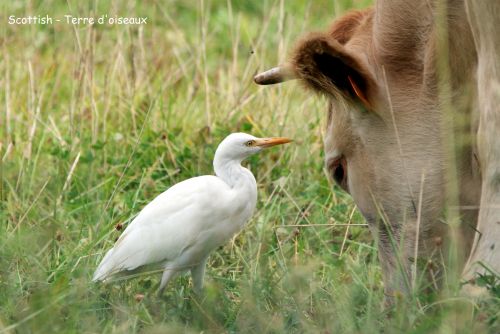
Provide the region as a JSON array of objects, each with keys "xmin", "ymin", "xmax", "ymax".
[{"xmin": 216, "ymin": 133, "xmax": 292, "ymax": 161}]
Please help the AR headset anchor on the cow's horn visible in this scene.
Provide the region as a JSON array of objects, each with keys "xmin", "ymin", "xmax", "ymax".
[{"xmin": 254, "ymin": 65, "xmax": 297, "ymax": 85}]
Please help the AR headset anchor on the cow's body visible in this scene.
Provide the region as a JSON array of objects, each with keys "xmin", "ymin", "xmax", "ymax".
[
  {"xmin": 461, "ymin": 1, "xmax": 500, "ymax": 283},
  {"xmin": 256, "ymin": 0, "xmax": 499, "ymax": 297}
]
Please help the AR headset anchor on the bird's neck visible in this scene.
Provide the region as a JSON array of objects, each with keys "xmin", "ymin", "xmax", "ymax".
[{"xmin": 213, "ymin": 154, "xmax": 255, "ymax": 188}]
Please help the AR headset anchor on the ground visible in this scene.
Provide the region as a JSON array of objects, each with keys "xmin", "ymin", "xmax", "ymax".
[{"xmin": 1, "ymin": 0, "xmax": 498, "ymax": 333}]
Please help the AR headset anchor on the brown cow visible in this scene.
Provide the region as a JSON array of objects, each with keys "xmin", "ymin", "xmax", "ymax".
[{"xmin": 255, "ymin": 0, "xmax": 499, "ymax": 298}]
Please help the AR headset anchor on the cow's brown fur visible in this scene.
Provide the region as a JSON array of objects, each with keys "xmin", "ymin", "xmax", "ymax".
[{"xmin": 278, "ymin": 0, "xmax": 499, "ymax": 297}]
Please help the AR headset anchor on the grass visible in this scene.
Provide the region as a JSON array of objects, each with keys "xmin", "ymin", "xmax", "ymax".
[{"xmin": 0, "ymin": 0, "xmax": 498, "ymax": 333}]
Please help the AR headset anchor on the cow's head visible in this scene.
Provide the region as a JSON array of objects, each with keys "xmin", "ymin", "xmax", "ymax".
[{"xmin": 255, "ymin": 7, "xmax": 481, "ymax": 291}]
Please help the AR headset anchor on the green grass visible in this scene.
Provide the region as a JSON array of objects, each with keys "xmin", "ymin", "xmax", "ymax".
[{"xmin": 1, "ymin": 0, "xmax": 498, "ymax": 333}]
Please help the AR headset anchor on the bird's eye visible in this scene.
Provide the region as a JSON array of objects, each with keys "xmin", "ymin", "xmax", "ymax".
[{"xmin": 245, "ymin": 140, "xmax": 255, "ymax": 147}]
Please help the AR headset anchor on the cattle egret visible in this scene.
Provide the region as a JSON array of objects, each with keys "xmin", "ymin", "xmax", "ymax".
[{"xmin": 93, "ymin": 133, "xmax": 292, "ymax": 294}]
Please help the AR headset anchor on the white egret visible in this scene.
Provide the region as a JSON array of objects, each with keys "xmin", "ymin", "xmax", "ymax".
[{"xmin": 93, "ymin": 133, "xmax": 291, "ymax": 294}]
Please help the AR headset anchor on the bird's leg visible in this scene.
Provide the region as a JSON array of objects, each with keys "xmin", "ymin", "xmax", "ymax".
[
  {"xmin": 190, "ymin": 258, "xmax": 208, "ymax": 294},
  {"xmin": 158, "ymin": 268, "xmax": 176, "ymax": 296}
]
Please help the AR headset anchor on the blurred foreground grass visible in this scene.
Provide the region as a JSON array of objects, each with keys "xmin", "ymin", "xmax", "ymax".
[{"xmin": 0, "ymin": 0, "xmax": 498, "ymax": 333}]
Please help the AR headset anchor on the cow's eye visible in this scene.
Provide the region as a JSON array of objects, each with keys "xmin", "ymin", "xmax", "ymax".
[{"xmin": 327, "ymin": 156, "xmax": 348, "ymax": 192}]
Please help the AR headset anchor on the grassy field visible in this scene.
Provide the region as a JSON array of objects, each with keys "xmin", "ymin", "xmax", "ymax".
[{"xmin": 1, "ymin": 0, "xmax": 498, "ymax": 333}]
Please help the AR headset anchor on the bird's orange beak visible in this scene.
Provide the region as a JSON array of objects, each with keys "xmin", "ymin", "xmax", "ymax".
[{"xmin": 254, "ymin": 137, "xmax": 292, "ymax": 148}]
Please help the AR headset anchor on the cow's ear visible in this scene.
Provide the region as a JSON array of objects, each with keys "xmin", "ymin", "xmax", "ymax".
[{"xmin": 291, "ymin": 33, "xmax": 373, "ymax": 108}]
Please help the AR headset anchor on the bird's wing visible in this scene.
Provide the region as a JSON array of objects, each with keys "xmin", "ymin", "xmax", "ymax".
[{"xmin": 93, "ymin": 175, "xmax": 241, "ymax": 281}]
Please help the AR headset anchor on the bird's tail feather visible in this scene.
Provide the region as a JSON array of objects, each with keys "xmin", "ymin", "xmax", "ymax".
[{"xmin": 92, "ymin": 248, "xmax": 115, "ymax": 282}]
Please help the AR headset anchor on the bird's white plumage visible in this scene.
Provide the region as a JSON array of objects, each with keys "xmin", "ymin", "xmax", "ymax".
[
  {"xmin": 93, "ymin": 133, "xmax": 290, "ymax": 293},
  {"xmin": 93, "ymin": 175, "xmax": 256, "ymax": 279}
]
